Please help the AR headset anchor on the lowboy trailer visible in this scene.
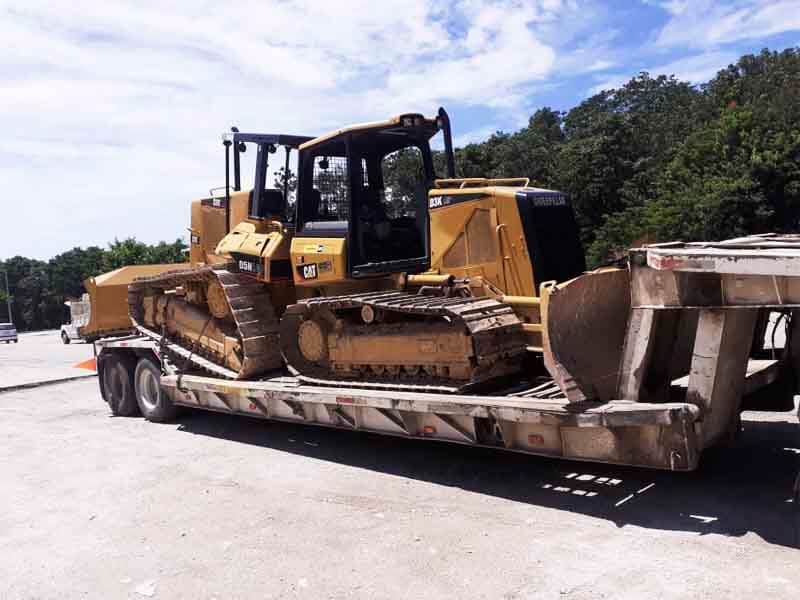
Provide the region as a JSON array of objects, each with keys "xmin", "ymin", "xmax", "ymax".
[
  {"xmin": 93, "ymin": 234, "xmax": 800, "ymax": 475},
  {"xmin": 95, "ymin": 332, "xmax": 703, "ymax": 470}
]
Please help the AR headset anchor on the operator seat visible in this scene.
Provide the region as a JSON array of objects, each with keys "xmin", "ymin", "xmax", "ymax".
[{"xmin": 308, "ymin": 188, "xmax": 322, "ymax": 220}]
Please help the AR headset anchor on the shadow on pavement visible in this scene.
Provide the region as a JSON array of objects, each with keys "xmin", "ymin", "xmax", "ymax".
[{"xmin": 174, "ymin": 408, "xmax": 800, "ymax": 549}]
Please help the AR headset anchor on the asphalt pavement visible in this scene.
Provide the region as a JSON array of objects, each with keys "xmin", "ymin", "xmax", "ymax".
[
  {"xmin": 0, "ymin": 332, "xmax": 798, "ymax": 598},
  {"xmin": 0, "ymin": 374, "xmax": 798, "ymax": 599},
  {"xmin": 0, "ymin": 330, "xmax": 96, "ymax": 391}
]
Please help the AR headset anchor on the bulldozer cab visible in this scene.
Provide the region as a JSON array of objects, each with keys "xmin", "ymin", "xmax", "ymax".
[
  {"xmin": 292, "ymin": 110, "xmax": 453, "ymax": 283},
  {"xmin": 228, "ymin": 132, "xmax": 314, "ymax": 225},
  {"xmin": 189, "ymin": 131, "xmax": 312, "ymax": 267}
]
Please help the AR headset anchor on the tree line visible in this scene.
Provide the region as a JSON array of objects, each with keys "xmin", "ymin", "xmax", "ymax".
[{"xmin": 0, "ymin": 238, "xmax": 186, "ymax": 331}]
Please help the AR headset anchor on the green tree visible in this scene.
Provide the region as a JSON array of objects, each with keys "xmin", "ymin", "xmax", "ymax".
[
  {"xmin": 145, "ymin": 239, "xmax": 188, "ymax": 264},
  {"xmin": 274, "ymin": 166, "xmax": 298, "ymax": 218},
  {"xmin": 2, "ymin": 237, "xmax": 187, "ymax": 331},
  {"xmin": 557, "ymin": 73, "xmax": 702, "ymax": 257},
  {"xmin": 102, "ymin": 238, "xmax": 151, "ymax": 270},
  {"xmin": 382, "ymin": 147, "xmax": 427, "ymax": 218},
  {"xmin": 49, "ymin": 246, "xmax": 106, "ymax": 299},
  {"xmin": 590, "ymin": 49, "xmax": 800, "ymax": 263},
  {"xmin": 0, "ymin": 288, "xmax": 10, "ymax": 322},
  {"xmin": 273, "ymin": 167, "xmax": 297, "ymax": 196}
]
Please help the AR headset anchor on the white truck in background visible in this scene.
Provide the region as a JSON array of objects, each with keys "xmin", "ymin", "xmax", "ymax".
[{"xmin": 61, "ymin": 294, "xmax": 91, "ymax": 344}]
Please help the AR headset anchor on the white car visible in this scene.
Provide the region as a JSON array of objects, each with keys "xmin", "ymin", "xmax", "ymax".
[
  {"xmin": 60, "ymin": 322, "xmax": 82, "ymax": 344},
  {"xmin": 0, "ymin": 322, "xmax": 18, "ymax": 343}
]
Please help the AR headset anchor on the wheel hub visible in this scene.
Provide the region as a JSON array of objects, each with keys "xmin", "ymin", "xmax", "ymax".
[
  {"xmin": 137, "ymin": 368, "xmax": 160, "ymax": 411},
  {"xmin": 298, "ymin": 319, "xmax": 327, "ymax": 363},
  {"xmin": 206, "ymin": 280, "xmax": 229, "ymax": 319}
]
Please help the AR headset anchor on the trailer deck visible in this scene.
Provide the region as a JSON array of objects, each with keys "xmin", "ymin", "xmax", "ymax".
[
  {"xmin": 93, "ymin": 233, "xmax": 800, "ymax": 473},
  {"xmin": 96, "ymin": 333, "xmax": 706, "ymax": 471},
  {"xmin": 160, "ymin": 372, "xmax": 701, "ymax": 471}
]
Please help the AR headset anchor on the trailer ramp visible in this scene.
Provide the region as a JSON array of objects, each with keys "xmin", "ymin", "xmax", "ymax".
[{"xmin": 620, "ymin": 234, "xmax": 800, "ymax": 448}]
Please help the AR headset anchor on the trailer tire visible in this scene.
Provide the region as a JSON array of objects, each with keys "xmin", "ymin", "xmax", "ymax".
[
  {"xmin": 61, "ymin": 331, "xmax": 71, "ymax": 345},
  {"xmin": 794, "ymin": 472, "xmax": 800, "ymax": 548},
  {"xmin": 103, "ymin": 355, "xmax": 140, "ymax": 417},
  {"xmin": 134, "ymin": 357, "xmax": 178, "ymax": 422}
]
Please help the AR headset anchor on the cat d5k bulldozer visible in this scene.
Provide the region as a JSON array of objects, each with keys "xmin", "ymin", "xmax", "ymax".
[{"xmin": 129, "ymin": 108, "xmax": 611, "ymax": 394}]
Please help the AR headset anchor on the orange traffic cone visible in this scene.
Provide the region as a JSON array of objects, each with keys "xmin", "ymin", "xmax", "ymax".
[{"xmin": 73, "ymin": 357, "xmax": 97, "ymax": 371}]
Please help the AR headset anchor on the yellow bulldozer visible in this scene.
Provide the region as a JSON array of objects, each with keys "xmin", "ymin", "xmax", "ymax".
[
  {"xmin": 97, "ymin": 108, "xmax": 800, "ymax": 475},
  {"xmin": 129, "ymin": 108, "xmax": 623, "ymax": 394}
]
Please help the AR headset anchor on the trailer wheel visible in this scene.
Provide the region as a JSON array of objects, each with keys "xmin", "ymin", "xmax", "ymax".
[
  {"xmin": 103, "ymin": 355, "xmax": 140, "ymax": 417},
  {"xmin": 134, "ymin": 357, "xmax": 178, "ymax": 422},
  {"xmin": 794, "ymin": 472, "xmax": 800, "ymax": 548},
  {"xmin": 61, "ymin": 331, "xmax": 71, "ymax": 345}
]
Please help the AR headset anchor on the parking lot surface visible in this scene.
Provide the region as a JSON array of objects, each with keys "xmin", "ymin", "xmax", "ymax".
[
  {"xmin": 0, "ymin": 331, "xmax": 95, "ymax": 390},
  {"xmin": 1, "ymin": 369, "xmax": 798, "ymax": 599}
]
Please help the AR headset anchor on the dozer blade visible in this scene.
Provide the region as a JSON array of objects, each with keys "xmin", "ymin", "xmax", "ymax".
[
  {"xmin": 81, "ymin": 263, "xmax": 190, "ymax": 341},
  {"xmin": 540, "ymin": 267, "xmax": 631, "ymax": 402}
]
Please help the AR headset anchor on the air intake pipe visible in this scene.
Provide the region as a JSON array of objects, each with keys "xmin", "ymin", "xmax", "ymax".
[{"xmin": 438, "ymin": 107, "xmax": 456, "ymax": 179}]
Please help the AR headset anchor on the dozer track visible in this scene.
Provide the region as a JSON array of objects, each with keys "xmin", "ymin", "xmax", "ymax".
[
  {"xmin": 128, "ymin": 264, "xmax": 282, "ymax": 380},
  {"xmin": 280, "ymin": 290, "xmax": 526, "ymax": 393}
]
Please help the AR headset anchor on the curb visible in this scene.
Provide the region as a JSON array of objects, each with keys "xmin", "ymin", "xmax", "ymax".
[
  {"xmin": 18, "ymin": 330, "xmax": 59, "ymax": 338},
  {"xmin": 0, "ymin": 373, "xmax": 97, "ymax": 394}
]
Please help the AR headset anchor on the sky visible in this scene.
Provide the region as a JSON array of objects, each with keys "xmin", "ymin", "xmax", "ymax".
[{"xmin": 2, "ymin": 0, "xmax": 800, "ymax": 260}]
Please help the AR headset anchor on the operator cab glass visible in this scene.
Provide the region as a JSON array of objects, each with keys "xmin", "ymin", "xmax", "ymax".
[
  {"xmin": 224, "ymin": 132, "xmax": 313, "ymax": 225},
  {"xmin": 298, "ymin": 140, "xmax": 351, "ymax": 237},
  {"xmin": 296, "ymin": 115, "xmax": 441, "ymax": 277}
]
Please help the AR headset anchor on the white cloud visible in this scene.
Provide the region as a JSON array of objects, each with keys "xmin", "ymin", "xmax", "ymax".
[
  {"xmin": 654, "ymin": 0, "xmax": 800, "ymax": 48},
  {"xmin": 0, "ymin": 0, "xmax": 577, "ymax": 259},
  {"xmin": 586, "ymin": 59, "xmax": 616, "ymax": 72},
  {"xmin": 582, "ymin": 0, "xmax": 797, "ymax": 97},
  {"xmin": 586, "ymin": 48, "xmax": 739, "ymax": 96},
  {"xmin": 546, "ymin": 3, "xmax": 622, "ymax": 76},
  {"xmin": 587, "ymin": 75, "xmax": 630, "ymax": 96},
  {"xmin": 651, "ymin": 50, "xmax": 739, "ymax": 82},
  {"xmin": 453, "ymin": 125, "xmax": 504, "ymax": 148},
  {"xmin": 1, "ymin": 0, "xmax": 796, "ymax": 259}
]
